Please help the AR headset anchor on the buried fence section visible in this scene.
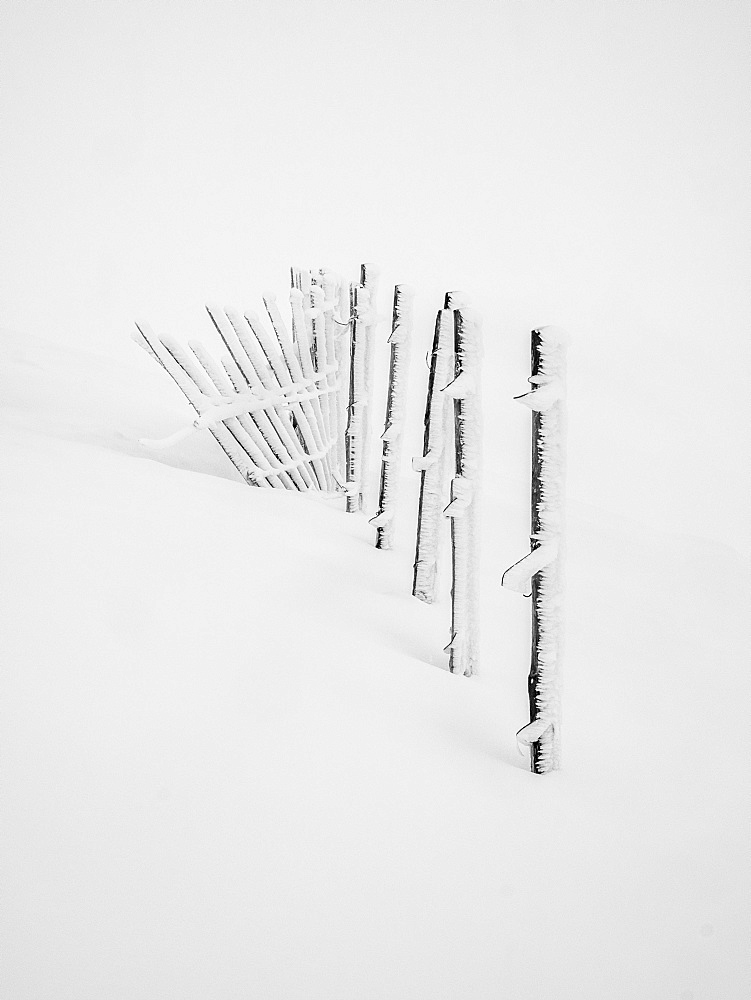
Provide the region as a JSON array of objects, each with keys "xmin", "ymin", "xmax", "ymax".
[
  {"xmin": 443, "ymin": 307, "xmax": 482, "ymax": 677},
  {"xmin": 205, "ymin": 305, "xmax": 311, "ymax": 491},
  {"xmin": 134, "ymin": 321, "xmax": 266, "ymax": 486},
  {"xmin": 135, "ymin": 278, "xmax": 350, "ymax": 491},
  {"xmin": 188, "ymin": 337, "xmax": 297, "ymax": 491},
  {"xmin": 135, "ymin": 275, "xmax": 572, "ymax": 769},
  {"xmin": 502, "ymin": 326, "xmax": 567, "ymax": 773},
  {"xmin": 220, "ymin": 306, "xmax": 317, "ymax": 491},
  {"xmin": 370, "ymin": 284, "xmax": 415, "ymax": 549}
]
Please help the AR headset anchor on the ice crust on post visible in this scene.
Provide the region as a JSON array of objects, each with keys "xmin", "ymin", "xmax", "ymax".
[
  {"xmin": 443, "ymin": 307, "xmax": 482, "ymax": 677},
  {"xmin": 332, "ymin": 276, "xmax": 352, "ymax": 480},
  {"xmin": 502, "ymin": 325, "xmax": 567, "ymax": 773},
  {"xmin": 412, "ymin": 306, "xmax": 455, "ymax": 603},
  {"xmin": 358, "ymin": 263, "xmax": 381, "ymax": 508},
  {"xmin": 370, "ymin": 285, "xmax": 414, "ymax": 549},
  {"xmin": 345, "ymin": 282, "xmax": 365, "ymax": 512},
  {"xmin": 345, "ymin": 264, "xmax": 382, "ymax": 513}
]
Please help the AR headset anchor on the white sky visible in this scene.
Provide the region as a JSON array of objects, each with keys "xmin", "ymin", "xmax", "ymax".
[{"xmin": 2, "ymin": 0, "xmax": 749, "ymax": 548}]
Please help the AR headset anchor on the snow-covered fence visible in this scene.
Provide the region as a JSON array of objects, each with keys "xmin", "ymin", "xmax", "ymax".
[
  {"xmin": 369, "ymin": 284, "xmax": 414, "ymax": 549},
  {"xmin": 443, "ymin": 307, "xmax": 482, "ymax": 677},
  {"xmin": 134, "ymin": 286, "xmax": 345, "ymax": 490},
  {"xmin": 502, "ymin": 326, "xmax": 567, "ymax": 773}
]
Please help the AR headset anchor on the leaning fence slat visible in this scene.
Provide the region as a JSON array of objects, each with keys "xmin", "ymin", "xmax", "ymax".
[
  {"xmin": 188, "ymin": 341, "xmax": 289, "ymax": 489},
  {"xmin": 134, "ymin": 322, "xmax": 262, "ymax": 485},
  {"xmin": 264, "ymin": 293, "xmax": 334, "ymax": 491},
  {"xmin": 370, "ymin": 284, "xmax": 414, "ymax": 549},
  {"xmin": 215, "ymin": 308, "xmax": 312, "ymax": 490},
  {"xmin": 258, "ymin": 295, "xmax": 331, "ymax": 491},
  {"xmin": 136, "ymin": 266, "xmax": 373, "ymax": 501},
  {"xmin": 203, "ymin": 308, "xmax": 308, "ymax": 490},
  {"xmin": 229, "ymin": 309, "xmax": 317, "ymax": 490}
]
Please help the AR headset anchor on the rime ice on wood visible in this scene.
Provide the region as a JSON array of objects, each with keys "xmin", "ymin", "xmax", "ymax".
[
  {"xmin": 263, "ymin": 293, "xmax": 333, "ymax": 491},
  {"xmin": 443, "ymin": 308, "xmax": 482, "ymax": 677},
  {"xmin": 188, "ymin": 338, "xmax": 294, "ymax": 490},
  {"xmin": 502, "ymin": 326, "xmax": 567, "ymax": 773},
  {"xmin": 358, "ymin": 263, "xmax": 381, "ymax": 508},
  {"xmin": 345, "ymin": 282, "xmax": 366, "ymax": 512},
  {"xmin": 319, "ymin": 273, "xmax": 343, "ymax": 483},
  {"xmin": 134, "ymin": 322, "xmax": 263, "ymax": 485},
  {"xmin": 134, "ymin": 273, "xmax": 347, "ymax": 493},
  {"xmin": 332, "ymin": 276, "xmax": 352, "ymax": 479},
  {"xmin": 222, "ymin": 306, "xmax": 316, "ymax": 490},
  {"xmin": 309, "ymin": 283, "xmax": 333, "ymax": 470},
  {"xmin": 412, "ymin": 306, "xmax": 455, "ymax": 602},
  {"xmin": 204, "ymin": 306, "xmax": 309, "ymax": 491},
  {"xmin": 370, "ymin": 285, "xmax": 414, "ymax": 549}
]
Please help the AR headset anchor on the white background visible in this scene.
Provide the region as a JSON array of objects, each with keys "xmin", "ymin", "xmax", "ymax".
[{"xmin": 2, "ymin": 0, "xmax": 749, "ymax": 549}]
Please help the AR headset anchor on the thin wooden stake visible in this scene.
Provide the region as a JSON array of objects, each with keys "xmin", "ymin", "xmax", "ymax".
[
  {"xmin": 345, "ymin": 282, "xmax": 364, "ymax": 512},
  {"xmin": 502, "ymin": 326, "xmax": 567, "ymax": 773},
  {"xmin": 370, "ymin": 284, "xmax": 414, "ymax": 549},
  {"xmin": 443, "ymin": 307, "xmax": 482, "ymax": 676},
  {"xmin": 358, "ymin": 262, "xmax": 380, "ymax": 508},
  {"xmin": 412, "ymin": 307, "xmax": 455, "ymax": 602}
]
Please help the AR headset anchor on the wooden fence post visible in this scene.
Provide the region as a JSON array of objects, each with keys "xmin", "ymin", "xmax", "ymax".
[
  {"xmin": 412, "ymin": 303, "xmax": 456, "ymax": 602},
  {"xmin": 502, "ymin": 326, "xmax": 567, "ymax": 772},
  {"xmin": 345, "ymin": 282, "xmax": 365, "ymax": 511},
  {"xmin": 443, "ymin": 307, "xmax": 482, "ymax": 676},
  {"xmin": 358, "ymin": 263, "xmax": 381, "ymax": 508},
  {"xmin": 370, "ymin": 284, "xmax": 414, "ymax": 549}
]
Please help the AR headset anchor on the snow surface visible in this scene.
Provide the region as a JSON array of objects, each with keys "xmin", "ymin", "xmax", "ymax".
[{"xmin": 2, "ymin": 324, "xmax": 749, "ymax": 999}]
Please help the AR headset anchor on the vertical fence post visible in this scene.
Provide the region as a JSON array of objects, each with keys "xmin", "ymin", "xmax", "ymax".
[
  {"xmin": 345, "ymin": 282, "xmax": 365, "ymax": 512},
  {"xmin": 358, "ymin": 262, "xmax": 381, "ymax": 508},
  {"xmin": 335, "ymin": 277, "xmax": 352, "ymax": 478},
  {"xmin": 502, "ymin": 326, "xmax": 567, "ymax": 772},
  {"xmin": 443, "ymin": 307, "xmax": 482, "ymax": 676},
  {"xmin": 370, "ymin": 284, "xmax": 414, "ymax": 549},
  {"xmin": 412, "ymin": 302, "xmax": 456, "ymax": 602},
  {"xmin": 322, "ymin": 270, "xmax": 346, "ymax": 484},
  {"xmin": 310, "ymin": 282, "xmax": 334, "ymax": 467}
]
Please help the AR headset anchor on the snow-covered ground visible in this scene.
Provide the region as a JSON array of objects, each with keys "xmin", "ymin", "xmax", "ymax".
[{"xmin": 2, "ymin": 322, "xmax": 748, "ymax": 999}]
